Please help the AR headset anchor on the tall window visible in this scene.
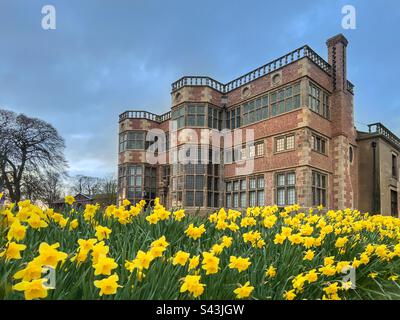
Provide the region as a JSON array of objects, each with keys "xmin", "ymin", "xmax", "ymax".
[
  {"xmin": 271, "ymin": 83, "xmax": 300, "ymax": 117},
  {"xmin": 173, "ymin": 104, "xmax": 222, "ymax": 130},
  {"xmin": 392, "ymin": 154, "xmax": 398, "ymax": 179},
  {"xmin": 391, "ymin": 190, "xmax": 398, "ymax": 217},
  {"xmin": 322, "ymin": 92, "xmax": 330, "ymax": 119},
  {"xmin": 119, "ymin": 165, "xmax": 157, "ymax": 204},
  {"xmin": 119, "ymin": 131, "xmax": 145, "ymax": 152},
  {"xmin": 309, "ymin": 83, "xmax": 320, "ymax": 114},
  {"xmin": 312, "ymin": 171, "xmax": 327, "ymax": 206},
  {"xmin": 256, "ymin": 176, "xmax": 265, "ymax": 206},
  {"xmin": 144, "ymin": 167, "xmax": 157, "ymax": 202},
  {"xmin": 309, "ymin": 82, "xmax": 330, "ymax": 119},
  {"xmin": 275, "ymin": 134, "xmax": 295, "ymax": 152},
  {"xmin": 248, "ymin": 141, "xmax": 264, "ymax": 158},
  {"xmin": 276, "ymin": 172, "xmax": 296, "ymax": 206},
  {"xmin": 172, "ymin": 106, "xmax": 185, "ymax": 129},
  {"xmin": 187, "ymin": 105, "xmax": 205, "ymax": 127},
  {"xmin": 126, "ymin": 165, "xmax": 143, "ymax": 203},
  {"xmin": 184, "ymin": 163, "xmax": 205, "ymax": 207},
  {"xmin": 240, "ymin": 179, "xmax": 247, "ymax": 208},
  {"xmin": 208, "ymin": 106, "xmax": 221, "ymax": 130},
  {"xmin": 248, "ymin": 175, "xmax": 265, "ymax": 207},
  {"xmin": 311, "ymin": 134, "xmax": 327, "ymax": 154},
  {"xmin": 227, "ymin": 107, "xmax": 241, "ymax": 129},
  {"xmin": 256, "ymin": 141, "xmax": 264, "ymax": 157},
  {"xmin": 242, "ymin": 95, "xmax": 269, "ymax": 125},
  {"xmin": 207, "ymin": 163, "xmax": 220, "ymax": 208},
  {"xmin": 225, "ymin": 176, "xmax": 264, "ymax": 208}
]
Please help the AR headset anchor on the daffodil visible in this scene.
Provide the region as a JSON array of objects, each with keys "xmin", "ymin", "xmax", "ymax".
[
  {"xmin": 36, "ymin": 242, "xmax": 67, "ymax": 268},
  {"xmin": 335, "ymin": 236, "xmax": 348, "ymax": 248},
  {"xmin": 180, "ymin": 275, "xmax": 205, "ymax": 298},
  {"xmin": 13, "ymin": 278, "xmax": 48, "ymax": 300},
  {"xmin": 13, "ymin": 261, "xmax": 43, "ymax": 282},
  {"xmin": 173, "ymin": 209, "xmax": 185, "ymax": 221},
  {"xmin": 92, "ymin": 241, "xmax": 110, "ymax": 264},
  {"xmin": 173, "ymin": 251, "xmax": 190, "ymax": 266},
  {"xmin": 303, "ymin": 250, "xmax": 315, "ymax": 261},
  {"xmin": 221, "ymin": 236, "xmax": 233, "ymax": 248},
  {"xmin": 201, "ymin": 252, "xmax": 219, "ymax": 275},
  {"xmin": 229, "ymin": 256, "xmax": 251, "ymax": 273},
  {"xmin": 0, "ymin": 242, "xmax": 26, "ymax": 261},
  {"xmin": 93, "ymin": 256, "xmax": 118, "ymax": 276},
  {"xmin": 283, "ymin": 289, "xmax": 296, "ymax": 300},
  {"xmin": 265, "ymin": 265, "xmax": 277, "ymax": 278},
  {"xmin": 94, "ymin": 274, "xmax": 122, "ymax": 296},
  {"xmin": 27, "ymin": 214, "xmax": 48, "ymax": 229},
  {"xmin": 7, "ymin": 220, "xmax": 27, "ymax": 241},
  {"xmin": 95, "ymin": 225, "xmax": 112, "ymax": 241},
  {"xmin": 184, "ymin": 223, "xmax": 206, "ymax": 240},
  {"xmin": 65, "ymin": 195, "xmax": 75, "ymax": 206},
  {"xmin": 188, "ymin": 255, "xmax": 200, "ymax": 271},
  {"xmin": 234, "ymin": 281, "xmax": 254, "ymax": 299}
]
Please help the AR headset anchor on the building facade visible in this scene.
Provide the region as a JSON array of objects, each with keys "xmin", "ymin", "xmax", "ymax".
[
  {"xmin": 357, "ymin": 123, "xmax": 400, "ymax": 217},
  {"xmin": 117, "ymin": 34, "xmax": 399, "ymax": 217}
]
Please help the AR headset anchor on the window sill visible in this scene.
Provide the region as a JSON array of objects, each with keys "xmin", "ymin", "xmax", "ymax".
[{"xmin": 273, "ymin": 148, "xmax": 296, "ymax": 155}]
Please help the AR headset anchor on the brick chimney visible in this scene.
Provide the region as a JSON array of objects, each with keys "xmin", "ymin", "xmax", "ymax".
[
  {"xmin": 326, "ymin": 34, "xmax": 358, "ymax": 210},
  {"xmin": 327, "ymin": 34, "xmax": 348, "ymax": 92},
  {"xmin": 326, "ymin": 34, "xmax": 354, "ymax": 139}
]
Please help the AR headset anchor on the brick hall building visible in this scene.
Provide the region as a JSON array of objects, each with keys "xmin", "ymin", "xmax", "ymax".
[{"xmin": 118, "ymin": 34, "xmax": 400, "ymax": 217}]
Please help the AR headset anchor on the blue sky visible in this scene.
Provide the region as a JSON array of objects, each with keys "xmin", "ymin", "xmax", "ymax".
[{"xmin": 0, "ymin": 0, "xmax": 399, "ymax": 178}]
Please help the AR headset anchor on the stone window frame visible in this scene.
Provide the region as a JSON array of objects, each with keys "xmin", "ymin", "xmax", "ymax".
[
  {"xmin": 225, "ymin": 177, "xmax": 247, "ymax": 209},
  {"xmin": 229, "ymin": 139, "xmax": 265, "ymax": 162},
  {"xmin": 119, "ymin": 130, "xmax": 146, "ymax": 152},
  {"xmin": 349, "ymin": 145, "xmax": 354, "ymax": 164},
  {"xmin": 311, "ymin": 170, "xmax": 328, "ymax": 207},
  {"xmin": 311, "ymin": 132, "xmax": 328, "ymax": 155},
  {"xmin": 242, "ymin": 94, "xmax": 269, "ymax": 126},
  {"xmin": 255, "ymin": 140, "xmax": 265, "ymax": 157},
  {"xmin": 226, "ymin": 106, "xmax": 242, "ymax": 129},
  {"xmin": 275, "ymin": 171, "xmax": 296, "ymax": 207},
  {"xmin": 392, "ymin": 151, "xmax": 398, "ymax": 180},
  {"xmin": 171, "ymin": 146, "xmax": 219, "ymax": 208},
  {"xmin": 119, "ymin": 164, "xmax": 157, "ymax": 205},
  {"xmin": 186, "ymin": 104, "xmax": 206, "ymax": 127},
  {"xmin": 225, "ymin": 174, "xmax": 265, "ymax": 209},
  {"xmin": 390, "ymin": 188, "xmax": 398, "ymax": 217},
  {"xmin": 207, "ymin": 105, "xmax": 222, "ymax": 130},
  {"xmin": 270, "ymin": 82, "xmax": 301, "ymax": 117},
  {"xmin": 171, "ymin": 105, "xmax": 186, "ymax": 129},
  {"xmin": 226, "ymin": 81, "xmax": 301, "ymax": 130},
  {"xmin": 274, "ymin": 133, "xmax": 296, "ymax": 153},
  {"xmin": 172, "ymin": 103, "xmax": 222, "ymax": 130},
  {"xmin": 308, "ymin": 81, "xmax": 330, "ymax": 120}
]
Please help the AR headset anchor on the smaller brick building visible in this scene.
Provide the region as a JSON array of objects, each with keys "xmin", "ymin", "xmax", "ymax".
[
  {"xmin": 117, "ymin": 34, "xmax": 400, "ymax": 217},
  {"xmin": 357, "ymin": 123, "xmax": 400, "ymax": 216}
]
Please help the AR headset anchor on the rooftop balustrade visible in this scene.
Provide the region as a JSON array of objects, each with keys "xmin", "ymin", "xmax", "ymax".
[
  {"xmin": 119, "ymin": 110, "xmax": 171, "ymax": 123},
  {"xmin": 171, "ymin": 45, "xmax": 332, "ymax": 93},
  {"xmin": 368, "ymin": 123, "xmax": 400, "ymax": 149}
]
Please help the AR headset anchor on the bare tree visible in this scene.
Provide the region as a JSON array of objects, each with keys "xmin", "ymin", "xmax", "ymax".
[
  {"xmin": 96, "ymin": 175, "xmax": 118, "ymax": 205},
  {"xmin": 0, "ymin": 109, "xmax": 67, "ymax": 203},
  {"xmin": 71, "ymin": 175, "xmax": 101, "ymax": 196},
  {"xmin": 22, "ymin": 170, "xmax": 66, "ymax": 205}
]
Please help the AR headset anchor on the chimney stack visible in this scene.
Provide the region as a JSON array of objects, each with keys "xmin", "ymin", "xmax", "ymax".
[{"xmin": 326, "ymin": 34, "xmax": 348, "ymax": 92}]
